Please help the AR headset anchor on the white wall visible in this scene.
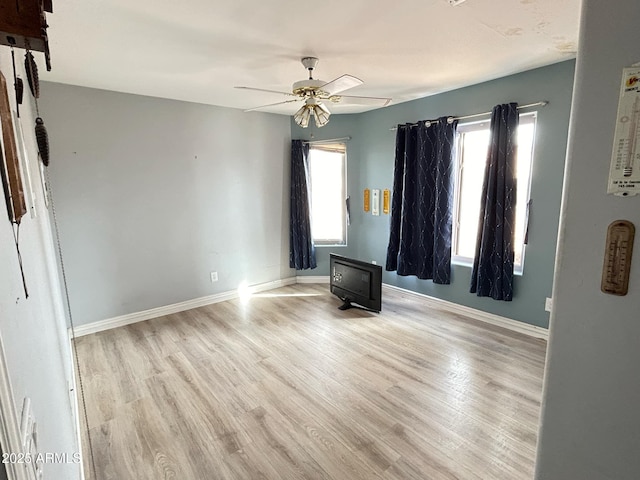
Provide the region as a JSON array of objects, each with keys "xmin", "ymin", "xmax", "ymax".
[
  {"xmin": 0, "ymin": 50, "xmax": 80, "ymax": 478},
  {"xmin": 535, "ymin": 1, "xmax": 640, "ymax": 478},
  {"xmin": 39, "ymin": 83, "xmax": 294, "ymax": 325}
]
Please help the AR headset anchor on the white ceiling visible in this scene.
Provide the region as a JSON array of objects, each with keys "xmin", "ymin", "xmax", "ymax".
[{"xmin": 41, "ymin": 0, "xmax": 581, "ymax": 116}]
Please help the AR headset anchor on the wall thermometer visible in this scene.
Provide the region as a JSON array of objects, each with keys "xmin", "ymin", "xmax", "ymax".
[
  {"xmin": 608, "ymin": 67, "xmax": 640, "ymax": 195},
  {"xmin": 601, "ymin": 220, "xmax": 635, "ymax": 295}
]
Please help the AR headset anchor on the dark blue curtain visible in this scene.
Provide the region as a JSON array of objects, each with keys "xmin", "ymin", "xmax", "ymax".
[
  {"xmin": 289, "ymin": 140, "xmax": 316, "ymax": 270},
  {"xmin": 470, "ymin": 103, "xmax": 519, "ymax": 301},
  {"xmin": 386, "ymin": 118, "xmax": 457, "ymax": 283}
]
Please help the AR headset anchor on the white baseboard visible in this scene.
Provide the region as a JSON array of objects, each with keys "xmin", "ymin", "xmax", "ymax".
[
  {"xmin": 382, "ymin": 283, "xmax": 548, "ymax": 340},
  {"xmin": 296, "ymin": 275, "xmax": 330, "ymax": 284},
  {"xmin": 72, "ymin": 275, "xmax": 547, "ymax": 341},
  {"xmin": 71, "ymin": 277, "xmax": 297, "ymax": 337}
]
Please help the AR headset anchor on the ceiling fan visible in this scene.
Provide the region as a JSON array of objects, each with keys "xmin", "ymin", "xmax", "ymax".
[{"xmin": 235, "ymin": 57, "xmax": 392, "ymax": 128}]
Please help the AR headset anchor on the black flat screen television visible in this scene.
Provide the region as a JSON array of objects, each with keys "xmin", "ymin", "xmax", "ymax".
[{"xmin": 330, "ymin": 254, "xmax": 382, "ymax": 313}]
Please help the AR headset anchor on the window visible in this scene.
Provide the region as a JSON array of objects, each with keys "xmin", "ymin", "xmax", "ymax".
[
  {"xmin": 308, "ymin": 143, "xmax": 347, "ymax": 246},
  {"xmin": 452, "ymin": 112, "xmax": 536, "ymax": 274}
]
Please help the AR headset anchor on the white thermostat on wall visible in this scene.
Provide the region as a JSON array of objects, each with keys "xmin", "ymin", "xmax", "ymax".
[{"xmin": 608, "ymin": 66, "xmax": 640, "ymax": 196}]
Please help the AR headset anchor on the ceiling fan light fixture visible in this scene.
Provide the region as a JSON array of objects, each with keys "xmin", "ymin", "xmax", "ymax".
[
  {"xmin": 294, "ymin": 105, "xmax": 312, "ymax": 128},
  {"xmin": 238, "ymin": 57, "xmax": 391, "ymax": 119},
  {"xmin": 313, "ymin": 102, "xmax": 331, "ymax": 128},
  {"xmin": 295, "ymin": 98, "xmax": 332, "ymax": 128}
]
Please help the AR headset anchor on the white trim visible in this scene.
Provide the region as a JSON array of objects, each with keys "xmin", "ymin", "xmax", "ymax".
[
  {"xmin": 67, "ymin": 332, "xmax": 85, "ymax": 480},
  {"xmin": 382, "ymin": 283, "xmax": 549, "ymax": 340},
  {"xmin": 308, "ymin": 144, "xmax": 347, "ymax": 246},
  {"xmin": 71, "ymin": 278, "xmax": 297, "ymax": 337},
  {"xmin": 296, "ymin": 275, "xmax": 330, "ymax": 284},
  {"xmin": 0, "ymin": 330, "xmax": 30, "ymax": 480},
  {"xmin": 451, "ymin": 257, "xmax": 524, "ymax": 276}
]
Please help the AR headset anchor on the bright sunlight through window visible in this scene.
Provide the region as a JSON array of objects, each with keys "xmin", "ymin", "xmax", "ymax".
[
  {"xmin": 452, "ymin": 113, "xmax": 536, "ymax": 274},
  {"xmin": 308, "ymin": 143, "xmax": 347, "ymax": 246}
]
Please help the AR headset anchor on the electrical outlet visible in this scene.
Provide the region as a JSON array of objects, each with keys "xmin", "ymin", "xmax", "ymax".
[
  {"xmin": 210, "ymin": 272, "xmax": 218, "ymax": 283},
  {"xmin": 371, "ymin": 260, "xmax": 377, "ymax": 265},
  {"xmin": 545, "ymin": 297, "xmax": 553, "ymax": 312}
]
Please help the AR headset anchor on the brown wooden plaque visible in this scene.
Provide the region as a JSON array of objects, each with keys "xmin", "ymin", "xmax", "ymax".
[{"xmin": 0, "ymin": 70, "xmax": 26, "ymax": 223}]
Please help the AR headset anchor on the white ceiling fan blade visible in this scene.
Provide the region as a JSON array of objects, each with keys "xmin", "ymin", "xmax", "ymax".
[
  {"xmin": 325, "ymin": 94, "xmax": 392, "ymax": 107},
  {"xmin": 244, "ymin": 99, "xmax": 301, "ymax": 112},
  {"xmin": 318, "ymin": 74, "xmax": 363, "ymax": 95},
  {"xmin": 235, "ymin": 86, "xmax": 297, "ymax": 97}
]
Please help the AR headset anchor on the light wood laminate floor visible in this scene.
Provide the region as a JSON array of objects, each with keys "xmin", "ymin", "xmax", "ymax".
[{"xmin": 75, "ymin": 283, "xmax": 547, "ymax": 480}]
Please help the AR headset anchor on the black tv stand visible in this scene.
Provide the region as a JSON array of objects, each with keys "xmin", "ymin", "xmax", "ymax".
[{"xmin": 338, "ymin": 298, "xmax": 379, "ymax": 313}]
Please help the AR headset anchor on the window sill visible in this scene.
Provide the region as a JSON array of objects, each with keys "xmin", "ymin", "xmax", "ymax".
[{"xmin": 452, "ymin": 257, "xmax": 524, "ymax": 276}]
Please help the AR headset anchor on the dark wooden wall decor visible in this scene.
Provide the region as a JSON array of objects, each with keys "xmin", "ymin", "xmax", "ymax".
[
  {"xmin": 0, "ymin": 0, "xmax": 54, "ymax": 298},
  {"xmin": 0, "ymin": 0, "xmax": 53, "ymax": 70},
  {"xmin": 0, "ymin": 70, "xmax": 27, "ymax": 223}
]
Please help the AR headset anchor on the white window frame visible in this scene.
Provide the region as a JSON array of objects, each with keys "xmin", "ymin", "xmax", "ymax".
[
  {"xmin": 452, "ymin": 112, "xmax": 537, "ymax": 275},
  {"xmin": 308, "ymin": 143, "xmax": 348, "ymax": 247}
]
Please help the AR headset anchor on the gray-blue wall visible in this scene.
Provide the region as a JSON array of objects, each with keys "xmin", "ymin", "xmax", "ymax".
[
  {"xmin": 293, "ymin": 60, "xmax": 576, "ymax": 328},
  {"xmin": 40, "ymin": 83, "xmax": 293, "ymax": 325}
]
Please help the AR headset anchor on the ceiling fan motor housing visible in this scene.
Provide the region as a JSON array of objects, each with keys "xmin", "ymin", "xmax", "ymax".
[
  {"xmin": 301, "ymin": 57, "xmax": 319, "ymax": 71},
  {"xmin": 292, "ymin": 79, "xmax": 327, "ymax": 97},
  {"xmin": 294, "ymin": 57, "xmax": 325, "ymax": 95}
]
